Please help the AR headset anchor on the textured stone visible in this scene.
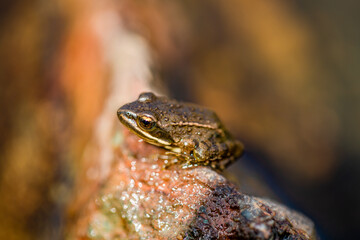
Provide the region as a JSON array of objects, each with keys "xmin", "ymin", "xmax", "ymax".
[{"xmin": 70, "ymin": 130, "xmax": 317, "ymax": 239}]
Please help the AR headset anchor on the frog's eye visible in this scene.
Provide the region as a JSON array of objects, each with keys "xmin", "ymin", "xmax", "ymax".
[{"xmin": 137, "ymin": 115, "xmax": 156, "ymax": 131}]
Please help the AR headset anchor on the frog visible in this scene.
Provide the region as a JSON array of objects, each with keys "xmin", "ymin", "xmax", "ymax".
[{"xmin": 117, "ymin": 92, "xmax": 244, "ymax": 170}]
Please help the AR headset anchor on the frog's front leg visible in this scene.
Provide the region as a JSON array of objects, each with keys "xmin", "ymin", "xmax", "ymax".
[
  {"xmin": 162, "ymin": 151, "xmax": 191, "ymax": 169},
  {"xmin": 163, "ymin": 151, "xmax": 209, "ymax": 169}
]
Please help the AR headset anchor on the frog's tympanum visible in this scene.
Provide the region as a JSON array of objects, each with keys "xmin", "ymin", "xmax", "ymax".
[{"xmin": 117, "ymin": 92, "xmax": 244, "ymax": 170}]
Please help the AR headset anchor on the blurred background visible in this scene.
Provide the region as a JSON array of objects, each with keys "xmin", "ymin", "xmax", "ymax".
[{"xmin": 0, "ymin": 0, "xmax": 359, "ymax": 239}]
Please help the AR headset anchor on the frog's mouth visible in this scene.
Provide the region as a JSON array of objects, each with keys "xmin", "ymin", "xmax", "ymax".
[{"xmin": 117, "ymin": 109, "xmax": 172, "ymax": 147}]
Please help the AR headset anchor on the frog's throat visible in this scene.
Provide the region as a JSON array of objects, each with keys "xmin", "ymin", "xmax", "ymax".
[{"xmin": 127, "ymin": 127, "xmax": 172, "ymax": 146}]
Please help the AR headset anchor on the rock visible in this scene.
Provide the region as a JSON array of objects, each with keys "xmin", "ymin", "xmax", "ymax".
[{"xmin": 70, "ymin": 130, "xmax": 317, "ymax": 240}]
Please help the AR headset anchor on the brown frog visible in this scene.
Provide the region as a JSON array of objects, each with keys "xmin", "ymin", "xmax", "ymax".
[{"xmin": 117, "ymin": 92, "xmax": 244, "ymax": 170}]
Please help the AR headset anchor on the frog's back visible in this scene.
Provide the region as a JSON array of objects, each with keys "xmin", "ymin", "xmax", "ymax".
[{"xmin": 163, "ymin": 100, "xmax": 221, "ymax": 128}]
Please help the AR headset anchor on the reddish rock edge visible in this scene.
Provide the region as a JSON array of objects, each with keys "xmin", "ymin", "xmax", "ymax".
[{"xmin": 69, "ymin": 129, "xmax": 316, "ymax": 240}]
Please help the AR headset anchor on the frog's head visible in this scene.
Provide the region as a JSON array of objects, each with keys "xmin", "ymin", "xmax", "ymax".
[{"xmin": 117, "ymin": 92, "xmax": 175, "ymax": 147}]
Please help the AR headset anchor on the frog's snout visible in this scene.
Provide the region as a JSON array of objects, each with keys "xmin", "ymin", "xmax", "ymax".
[
  {"xmin": 117, "ymin": 109, "xmax": 136, "ymax": 121},
  {"xmin": 117, "ymin": 108, "xmax": 138, "ymax": 130}
]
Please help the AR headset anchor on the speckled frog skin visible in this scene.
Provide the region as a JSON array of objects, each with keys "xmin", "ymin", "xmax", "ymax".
[{"xmin": 117, "ymin": 92, "xmax": 244, "ymax": 170}]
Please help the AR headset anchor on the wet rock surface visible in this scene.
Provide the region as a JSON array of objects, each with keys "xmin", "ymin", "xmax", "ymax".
[
  {"xmin": 184, "ymin": 185, "xmax": 314, "ymax": 240},
  {"xmin": 70, "ymin": 129, "xmax": 316, "ymax": 239}
]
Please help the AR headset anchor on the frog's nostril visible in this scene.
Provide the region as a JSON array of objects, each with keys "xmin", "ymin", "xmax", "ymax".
[
  {"xmin": 117, "ymin": 110, "xmax": 127, "ymax": 119},
  {"xmin": 118, "ymin": 110, "xmax": 135, "ymax": 120}
]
